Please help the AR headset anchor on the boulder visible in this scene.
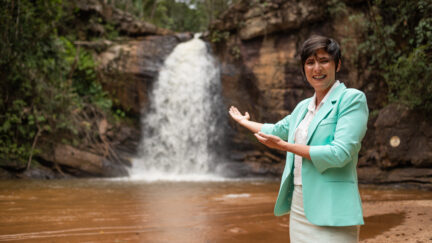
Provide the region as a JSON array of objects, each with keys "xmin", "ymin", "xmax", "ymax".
[
  {"xmin": 18, "ymin": 166, "xmax": 65, "ymax": 180},
  {"xmin": 373, "ymin": 103, "xmax": 432, "ymax": 168},
  {"xmin": 39, "ymin": 144, "xmax": 128, "ymax": 177},
  {"xmin": 0, "ymin": 168, "xmax": 15, "ymax": 179}
]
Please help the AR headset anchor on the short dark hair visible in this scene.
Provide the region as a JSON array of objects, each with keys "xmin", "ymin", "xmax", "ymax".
[{"xmin": 300, "ymin": 35, "xmax": 341, "ymax": 75}]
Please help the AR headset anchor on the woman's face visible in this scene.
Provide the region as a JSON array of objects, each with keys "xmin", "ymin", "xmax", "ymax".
[{"xmin": 304, "ymin": 48, "xmax": 340, "ymax": 94}]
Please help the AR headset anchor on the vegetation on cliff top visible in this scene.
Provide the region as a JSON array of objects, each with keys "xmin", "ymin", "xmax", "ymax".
[{"xmin": 106, "ymin": 0, "xmax": 239, "ymax": 32}]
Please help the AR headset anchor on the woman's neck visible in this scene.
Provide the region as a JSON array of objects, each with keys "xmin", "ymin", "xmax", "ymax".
[
  {"xmin": 315, "ymin": 87, "xmax": 332, "ymax": 107},
  {"xmin": 315, "ymin": 91, "xmax": 327, "ymax": 107}
]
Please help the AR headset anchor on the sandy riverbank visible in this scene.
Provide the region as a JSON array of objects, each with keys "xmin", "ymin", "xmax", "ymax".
[{"xmin": 360, "ymin": 187, "xmax": 432, "ymax": 243}]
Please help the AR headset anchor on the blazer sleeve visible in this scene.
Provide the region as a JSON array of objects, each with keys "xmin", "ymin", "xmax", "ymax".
[
  {"xmin": 260, "ymin": 115, "xmax": 291, "ymax": 141},
  {"xmin": 309, "ymin": 90, "xmax": 369, "ymax": 173}
]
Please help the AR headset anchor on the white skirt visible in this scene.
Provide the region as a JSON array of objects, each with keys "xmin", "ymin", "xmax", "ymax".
[{"xmin": 289, "ymin": 185, "xmax": 359, "ymax": 243}]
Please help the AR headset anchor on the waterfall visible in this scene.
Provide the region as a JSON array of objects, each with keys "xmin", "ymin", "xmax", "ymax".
[{"xmin": 129, "ymin": 35, "xmax": 227, "ymax": 181}]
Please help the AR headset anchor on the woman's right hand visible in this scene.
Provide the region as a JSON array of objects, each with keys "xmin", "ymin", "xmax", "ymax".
[
  {"xmin": 228, "ymin": 106, "xmax": 263, "ymax": 133},
  {"xmin": 229, "ymin": 106, "xmax": 250, "ymax": 124}
]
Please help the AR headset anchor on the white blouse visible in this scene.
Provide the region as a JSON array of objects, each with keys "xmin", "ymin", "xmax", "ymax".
[{"xmin": 293, "ymin": 81, "xmax": 340, "ymax": 185}]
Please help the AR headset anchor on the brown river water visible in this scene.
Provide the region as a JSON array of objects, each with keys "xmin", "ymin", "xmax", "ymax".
[{"xmin": 0, "ymin": 179, "xmax": 431, "ymax": 243}]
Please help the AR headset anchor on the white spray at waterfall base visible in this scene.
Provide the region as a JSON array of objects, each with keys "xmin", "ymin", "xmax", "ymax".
[{"xmin": 129, "ymin": 36, "xmax": 228, "ymax": 181}]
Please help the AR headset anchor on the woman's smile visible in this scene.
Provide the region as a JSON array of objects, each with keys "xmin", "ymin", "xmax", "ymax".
[
  {"xmin": 312, "ymin": 74, "xmax": 327, "ymax": 80},
  {"xmin": 304, "ymin": 48, "xmax": 340, "ymax": 95}
]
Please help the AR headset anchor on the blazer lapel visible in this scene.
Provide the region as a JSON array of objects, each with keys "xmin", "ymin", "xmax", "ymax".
[{"xmin": 306, "ymin": 83, "xmax": 346, "ymax": 144}]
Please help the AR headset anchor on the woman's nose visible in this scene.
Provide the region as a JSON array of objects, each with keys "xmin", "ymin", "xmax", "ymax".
[{"xmin": 313, "ymin": 63, "xmax": 322, "ymax": 73}]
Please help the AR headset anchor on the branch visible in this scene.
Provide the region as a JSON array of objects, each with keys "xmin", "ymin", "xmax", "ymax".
[{"xmin": 26, "ymin": 123, "xmax": 42, "ymax": 170}]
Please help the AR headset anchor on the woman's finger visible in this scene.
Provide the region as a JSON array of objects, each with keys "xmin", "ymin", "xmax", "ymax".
[
  {"xmin": 229, "ymin": 106, "xmax": 238, "ymax": 115},
  {"xmin": 254, "ymin": 133, "xmax": 267, "ymax": 142},
  {"xmin": 255, "ymin": 133, "xmax": 281, "ymax": 150},
  {"xmin": 232, "ymin": 107, "xmax": 239, "ymax": 115},
  {"xmin": 257, "ymin": 132, "xmax": 272, "ymax": 139},
  {"xmin": 258, "ymin": 132, "xmax": 277, "ymax": 140}
]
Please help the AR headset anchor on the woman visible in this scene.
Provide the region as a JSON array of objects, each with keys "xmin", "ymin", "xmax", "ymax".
[{"xmin": 229, "ymin": 35, "xmax": 368, "ymax": 242}]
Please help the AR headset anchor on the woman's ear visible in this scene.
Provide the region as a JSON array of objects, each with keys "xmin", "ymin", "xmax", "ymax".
[{"xmin": 336, "ymin": 60, "xmax": 341, "ymax": 72}]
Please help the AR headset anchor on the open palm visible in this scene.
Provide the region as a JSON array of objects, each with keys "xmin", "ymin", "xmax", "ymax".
[{"xmin": 229, "ymin": 106, "xmax": 250, "ymax": 123}]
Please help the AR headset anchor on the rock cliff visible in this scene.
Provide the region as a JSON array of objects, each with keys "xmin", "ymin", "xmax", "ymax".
[{"xmin": 208, "ymin": 0, "xmax": 432, "ymax": 187}]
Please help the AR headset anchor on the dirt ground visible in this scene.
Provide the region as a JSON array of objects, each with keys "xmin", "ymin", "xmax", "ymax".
[
  {"xmin": 359, "ymin": 186, "xmax": 432, "ymax": 243},
  {"xmin": 360, "ymin": 200, "xmax": 432, "ymax": 243}
]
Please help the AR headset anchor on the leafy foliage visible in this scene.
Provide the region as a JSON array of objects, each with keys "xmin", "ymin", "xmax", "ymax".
[
  {"xmin": 358, "ymin": 0, "xmax": 432, "ymax": 110},
  {"xmin": 106, "ymin": 0, "xmax": 238, "ymax": 32},
  {"xmin": 209, "ymin": 29, "xmax": 230, "ymax": 43},
  {"xmin": 0, "ymin": 0, "xmax": 112, "ymax": 167}
]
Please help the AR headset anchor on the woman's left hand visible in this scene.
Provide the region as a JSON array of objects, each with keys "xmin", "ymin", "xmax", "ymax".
[{"xmin": 254, "ymin": 132, "xmax": 288, "ymax": 151}]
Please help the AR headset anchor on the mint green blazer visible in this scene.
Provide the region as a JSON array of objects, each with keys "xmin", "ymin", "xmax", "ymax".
[{"xmin": 260, "ymin": 83, "xmax": 368, "ymax": 226}]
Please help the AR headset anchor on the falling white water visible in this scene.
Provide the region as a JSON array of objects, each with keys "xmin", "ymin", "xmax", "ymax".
[{"xmin": 129, "ymin": 35, "xmax": 227, "ymax": 181}]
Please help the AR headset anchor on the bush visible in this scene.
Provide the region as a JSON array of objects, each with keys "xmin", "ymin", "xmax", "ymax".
[{"xmin": 0, "ymin": 0, "xmax": 113, "ymax": 167}]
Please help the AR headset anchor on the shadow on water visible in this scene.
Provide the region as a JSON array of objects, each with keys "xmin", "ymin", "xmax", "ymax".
[{"xmin": 360, "ymin": 212, "xmax": 406, "ymax": 240}]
